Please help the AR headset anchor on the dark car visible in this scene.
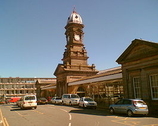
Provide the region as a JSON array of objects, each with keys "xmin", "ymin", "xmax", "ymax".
[
  {"xmin": 37, "ymin": 97, "xmax": 48, "ymax": 105},
  {"xmin": 109, "ymin": 99, "xmax": 148, "ymax": 117}
]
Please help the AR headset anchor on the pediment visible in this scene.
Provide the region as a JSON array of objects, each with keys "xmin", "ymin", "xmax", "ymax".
[
  {"xmin": 117, "ymin": 39, "xmax": 158, "ymax": 63},
  {"xmin": 125, "ymin": 44, "xmax": 157, "ymax": 61}
]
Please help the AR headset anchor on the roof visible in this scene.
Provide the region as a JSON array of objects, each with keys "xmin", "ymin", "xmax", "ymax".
[
  {"xmin": 97, "ymin": 66, "xmax": 121, "ymax": 74},
  {"xmin": 36, "ymin": 78, "xmax": 56, "ymax": 85},
  {"xmin": 68, "ymin": 67, "xmax": 122, "ymax": 86},
  {"xmin": 41, "ymin": 85, "xmax": 56, "ymax": 90},
  {"xmin": 67, "ymin": 10, "xmax": 83, "ymax": 24},
  {"xmin": 116, "ymin": 39, "xmax": 158, "ymax": 64}
]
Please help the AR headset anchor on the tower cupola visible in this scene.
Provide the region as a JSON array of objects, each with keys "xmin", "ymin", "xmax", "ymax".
[{"xmin": 67, "ymin": 10, "xmax": 83, "ymax": 24}]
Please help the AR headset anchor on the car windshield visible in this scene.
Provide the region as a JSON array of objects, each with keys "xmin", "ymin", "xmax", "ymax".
[
  {"xmin": 84, "ymin": 98, "xmax": 93, "ymax": 101},
  {"xmin": 71, "ymin": 95, "xmax": 79, "ymax": 98},
  {"xmin": 25, "ymin": 96, "xmax": 35, "ymax": 100},
  {"xmin": 56, "ymin": 98, "xmax": 61, "ymax": 100}
]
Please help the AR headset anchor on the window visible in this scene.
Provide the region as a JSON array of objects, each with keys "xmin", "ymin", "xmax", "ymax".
[
  {"xmin": 25, "ymin": 96, "xmax": 35, "ymax": 100},
  {"xmin": 71, "ymin": 94, "xmax": 79, "ymax": 98},
  {"xmin": 150, "ymin": 74, "xmax": 158, "ymax": 100},
  {"xmin": 116, "ymin": 99, "xmax": 123, "ymax": 105},
  {"xmin": 123, "ymin": 100, "xmax": 131, "ymax": 105},
  {"xmin": 133, "ymin": 77, "xmax": 141, "ymax": 98}
]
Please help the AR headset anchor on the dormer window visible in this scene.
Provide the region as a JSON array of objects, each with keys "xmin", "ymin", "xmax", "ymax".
[{"xmin": 75, "ymin": 15, "xmax": 78, "ymax": 19}]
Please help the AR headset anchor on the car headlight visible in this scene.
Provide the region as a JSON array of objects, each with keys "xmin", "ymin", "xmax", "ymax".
[{"xmin": 84, "ymin": 101, "xmax": 88, "ymax": 104}]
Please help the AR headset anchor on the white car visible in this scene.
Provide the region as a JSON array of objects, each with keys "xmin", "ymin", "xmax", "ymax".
[
  {"xmin": 62, "ymin": 94, "xmax": 80, "ymax": 105},
  {"xmin": 79, "ymin": 97, "xmax": 97, "ymax": 109},
  {"xmin": 51, "ymin": 97, "xmax": 62, "ymax": 104},
  {"xmin": 19, "ymin": 95, "xmax": 37, "ymax": 109}
]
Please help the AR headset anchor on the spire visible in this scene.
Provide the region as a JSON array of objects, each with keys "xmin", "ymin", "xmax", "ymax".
[{"xmin": 73, "ymin": 6, "xmax": 76, "ymax": 13}]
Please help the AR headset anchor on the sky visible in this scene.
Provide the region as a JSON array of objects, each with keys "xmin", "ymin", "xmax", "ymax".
[{"xmin": 0, "ymin": 0, "xmax": 158, "ymax": 78}]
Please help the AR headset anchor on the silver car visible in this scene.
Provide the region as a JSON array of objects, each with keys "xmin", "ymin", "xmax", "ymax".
[
  {"xmin": 79, "ymin": 97, "xmax": 97, "ymax": 109},
  {"xmin": 109, "ymin": 99, "xmax": 148, "ymax": 116},
  {"xmin": 51, "ymin": 97, "xmax": 62, "ymax": 104}
]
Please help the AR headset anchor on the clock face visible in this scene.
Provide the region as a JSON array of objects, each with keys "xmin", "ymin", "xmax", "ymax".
[{"xmin": 74, "ymin": 34, "xmax": 80, "ymax": 41}]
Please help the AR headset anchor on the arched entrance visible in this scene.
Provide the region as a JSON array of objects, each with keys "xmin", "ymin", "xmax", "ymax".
[{"xmin": 76, "ymin": 87, "xmax": 85, "ymax": 97}]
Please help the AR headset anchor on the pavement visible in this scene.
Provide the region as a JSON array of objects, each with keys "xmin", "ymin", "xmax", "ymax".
[
  {"xmin": 0, "ymin": 108, "xmax": 9, "ymax": 126},
  {"xmin": 0, "ymin": 109, "xmax": 4, "ymax": 126}
]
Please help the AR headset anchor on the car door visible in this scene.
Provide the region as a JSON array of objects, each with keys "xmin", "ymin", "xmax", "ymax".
[
  {"xmin": 52, "ymin": 98, "xmax": 55, "ymax": 103},
  {"xmin": 121, "ymin": 99, "xmax": 131, "ymax": 113},
  {"xmin": 113, "ymin": 99, "xmax": 124, "ymax": 113}
]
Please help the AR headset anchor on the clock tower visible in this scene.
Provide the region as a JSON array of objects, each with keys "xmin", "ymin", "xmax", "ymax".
[{"xmin": 54, "ymin": 10, "xmax": 98, "ymax": 97}]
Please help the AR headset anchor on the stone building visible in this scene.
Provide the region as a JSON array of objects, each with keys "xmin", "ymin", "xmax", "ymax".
[
  {"xmin": 68, "ymin": 66, "xmax": 123, "ymax": 107},
  {"xmin": 35, "ymin": 78, "xmax": 56, "ymax": 99},
  {"xmin": 0, "ymin": 77, "xmax": 53, "ymax": 100},
  {"xmin": 116, "ymin": 39, "xmax": 158, "ymax": 113},
  {"xmin": 54, "ymin": 10, "xmax": 98, "ymax": 97},
  {"xmin": 42, "ymin": 66, "xmax": 123, "ymax": 107}
]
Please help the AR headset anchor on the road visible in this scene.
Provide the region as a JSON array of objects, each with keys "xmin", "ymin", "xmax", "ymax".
[{"xmin": 0, "ymin": 104, "xmax": 158, "ymax": 126}]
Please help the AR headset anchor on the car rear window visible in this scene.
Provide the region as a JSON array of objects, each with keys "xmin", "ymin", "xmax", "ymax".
[
  {"xmin": 133, "ymin": 100, "xmax": 146, "ymax": 105},
  {"xmin": 25, "ymin": 96, "xmax": 36, "ymax": 100}
]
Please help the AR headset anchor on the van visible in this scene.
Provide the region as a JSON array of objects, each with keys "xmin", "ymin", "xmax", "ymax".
[
  {"xmin": 19, "ymin": 95, "xmax": 37, "ymax": 109},
  {"xmin": 62, "ymin": 94, "xmax": 80, "ymax": 105}
]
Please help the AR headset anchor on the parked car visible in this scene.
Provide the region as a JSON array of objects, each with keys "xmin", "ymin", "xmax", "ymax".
[
  {"xmin": 9, "ymin": 97, "xmax": 21, "ymax": 103},
  {"xmin": 19, "ymin": 95, "xmax": 37, "ymax": 109},
  {"xmin": 0, "ymin": 100, "xmax": 5, "ymax": 104},
  {"xmin": 79, "ymin": 97, "xmax": 97, "ymax": 109},
  {"xmin": 37, "ymin": 97, "xmax": 48, "ymax": 105},
  {"xmin": 62, "ymin": 94, "xmax": 80, "ymax": 105},
  {"xmin": 51, "ymin": 97, "xmax": 62, "ymax": 104},
  {"xmin": 16, "ymin": 99, "xmax": 22, "ymax": 107},
  {"xmin": 109, "ymin": 99, "xmax": 148, "ymax": 117}
]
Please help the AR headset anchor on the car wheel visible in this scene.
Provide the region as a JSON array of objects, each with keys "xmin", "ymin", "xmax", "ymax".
[
  {"xmin": 83, "ymin": 104, "xmax": 86, "ymax": 108},
  {"xmin": 69, "ymin": 102, "xmax": 72, "ymax": 106},
  {"xmin": 143, "ymin": 114, "xmax": 147, "ymax": 117},
  {"xmin": 109, "ymin": 108, "xmax": 115, "ymax": 114},
  {"xmin": 21, "ymin": 106, "xmax": 24, "ymax": 110},
  {"xmin": 127, "ymin": 110, "xmax": 133, "ymax": 117},
  {"xmin": 32, "ymin": 107, "xmax": 37, "ymax": 109}
]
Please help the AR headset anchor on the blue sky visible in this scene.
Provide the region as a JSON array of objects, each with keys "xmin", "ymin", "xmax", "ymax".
[{"xmin": 0, "ymin": 0, "xmax": 158, "ymax": 78}]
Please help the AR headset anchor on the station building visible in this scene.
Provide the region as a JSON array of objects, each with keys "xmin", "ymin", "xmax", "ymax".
[
  {"xmin": 117, "ymin": 39, "xmax": 158, "ymax": 113},
  {"xmin": 0, "ymin": 77, "xmax": 55, "ymax": 101},
  {"xmin": 41, "ymin": 10, "xmax": 124, "ymax": 107},
  {"xmin": 0, "ymin": 10, "xmax": 158, "ymax": 113}
]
